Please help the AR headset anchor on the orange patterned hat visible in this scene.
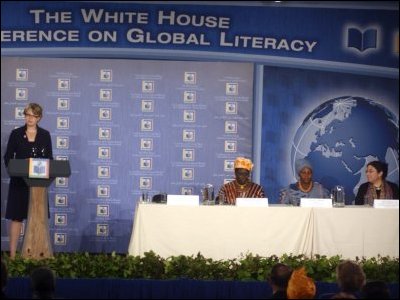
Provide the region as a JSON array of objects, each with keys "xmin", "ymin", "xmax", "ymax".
[
  {"xmin": 287, "ymin": 267, "xmax": 316, "ymax": 299},
  {"xmin": 234, "ymin": 157, "xmax": 253, "ymax": 171}
]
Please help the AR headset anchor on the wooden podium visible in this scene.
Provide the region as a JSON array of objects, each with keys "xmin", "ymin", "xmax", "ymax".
[{"xmin": 7, "ymin": 159, "xmax": 71, "ymax": 260}]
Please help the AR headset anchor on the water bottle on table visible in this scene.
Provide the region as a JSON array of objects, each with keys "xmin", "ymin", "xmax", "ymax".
[{"xmin": 332, "ymin": 185, "xmax": 345, "ymax": 207}]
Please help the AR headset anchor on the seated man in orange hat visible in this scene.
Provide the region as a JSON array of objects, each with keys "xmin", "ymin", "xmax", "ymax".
[{"xmin": 217, "ymin": 157, "xmax": 266, "ymax": 205}]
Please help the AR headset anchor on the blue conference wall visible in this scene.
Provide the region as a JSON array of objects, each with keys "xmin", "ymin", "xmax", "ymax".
[
  {"xmin": 1, "ymin": 1, "xmax": 398, "ymax": 254},
  {"xmin": 1, "ymin": 57, "xmax": 253, "ymax": 253},
  {"xmin": 261, "ymin": 67, "xmax": 399, "ymax": 204}
]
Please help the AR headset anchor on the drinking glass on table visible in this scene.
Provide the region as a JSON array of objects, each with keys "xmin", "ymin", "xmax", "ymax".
[{"xmin": 218, "ymin": 194, "xmax": 225, "ymax": 205}]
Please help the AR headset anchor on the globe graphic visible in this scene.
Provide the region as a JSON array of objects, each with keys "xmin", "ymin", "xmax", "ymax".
[{"xmin": 291, "ymin": 96, "xmax": 399, "ymax": 204}]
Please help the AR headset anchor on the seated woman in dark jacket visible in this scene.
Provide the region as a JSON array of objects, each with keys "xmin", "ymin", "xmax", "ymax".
[{"xmin": 355, "ymin": 161, "xmax": 399, "ymax": 205}]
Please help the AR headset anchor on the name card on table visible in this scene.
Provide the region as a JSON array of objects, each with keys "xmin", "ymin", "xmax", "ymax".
[
  {"xmin": 373, "ymin": 199, "xmax": 399, "ymax": 209},
  {"xmin": 300, "ymin": 198, "xmax": 332, "ymax": 208},
  {"xmin": 236, "ymin": 198, "xmax": 269, "ymax": 207},
  {"xmin": 167, "ymin": 195, "xmax": 199, "ymax": 206}
]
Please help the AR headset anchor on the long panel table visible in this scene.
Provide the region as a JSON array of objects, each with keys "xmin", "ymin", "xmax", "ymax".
[
  {"xmin": 311, "ymin": 206, "xmax": 399, "ymax": 258},
  {"xmin": 128, "ymin": 204, "xmax": 399, "ymax": 260}
]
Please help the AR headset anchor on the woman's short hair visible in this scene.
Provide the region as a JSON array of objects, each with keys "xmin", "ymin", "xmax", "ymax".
[
  {"xmin": 24, "ymin": 103, "xmax": 43, "ymax": 118},
  {"xmin": 336, "ymin": 260, "xmax": 366, "ymax": 293},
  {"xmin": 367, "ymin": 161, "xmax": 388, "ymax": 179},
  {"xmin": 361, "ymin": 280, "xmax": 391, "ymax": 299},
  {"xmin": 30, "ymin": 266, "xmax": 55, "ymax": 295},
  {"xmin": 269, "ymin": 263, "xmax": 293, "ymax": 289}
]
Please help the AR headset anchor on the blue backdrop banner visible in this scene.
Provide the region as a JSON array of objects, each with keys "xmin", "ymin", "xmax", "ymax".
[
  {"xmin": 1, "ymin": 1, "xmax": 398, "ymax": 68},
  {"xmin": 261, "ymin": 66, "xmax": 399, "ymax": 204},
  {"xmin": 1, "ymin": 57, "xmax": 253, "ymax": 253}
]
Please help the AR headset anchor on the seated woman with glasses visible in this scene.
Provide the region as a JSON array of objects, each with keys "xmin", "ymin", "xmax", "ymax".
[{"xmin": 355, "ymin": 160, "xmax": 399, "ymax": 205}]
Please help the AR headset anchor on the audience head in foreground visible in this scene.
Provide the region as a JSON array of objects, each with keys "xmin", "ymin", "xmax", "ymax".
[
  {"xmin": 30, "ymin": 266, "xmax": 56, "ymax": 299},
  {"xmin": 336, "ymin": 260, "xmax": 366, "ymax": 295},
  {"xmin": 361, "ymin": 280, "xmax": 391, "ymax": 299},
  {"xmin": 287, "ymin": 267, "xmax": 316, "ymax": 299},
  {"xmin": 268, "ymin": 263, "xmax": 293, "ymax": 299}
]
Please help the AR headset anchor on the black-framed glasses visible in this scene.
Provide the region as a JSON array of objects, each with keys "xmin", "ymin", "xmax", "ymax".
[{"xmin": 24, "ymin": 113, "xmax": 40, "ymax": 118}]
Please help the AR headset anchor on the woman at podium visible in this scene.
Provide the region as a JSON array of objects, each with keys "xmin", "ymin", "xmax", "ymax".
[{"xmin": 3, "ymin": 103, "xmax": 53, "ymax": 259}]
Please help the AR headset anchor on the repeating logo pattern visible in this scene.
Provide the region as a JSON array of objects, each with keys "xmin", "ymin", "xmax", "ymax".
[
  {"xmin": 2, "ymin": 61, "xmax": 253, "ymax": 253},
  {"xmin": 54, "ymin": 233, "xmax": 67, "ymax": 245},
  {"xmin": 14, "ymin": 107, "xmax": 25, "ymax": 119},
  {"xmin": 97, "ymin": 185, "xmax": 110, "ymax": 198},
  {"xmin": 16, "ymin": 68, "xmax": 28, "ymax": 81},
  {"xmin": 55, "ymin": 213, "xmax": 68, "ymax": 226},
  {"xmin": 96, "ymin": 224, "xmax": 109, "ymax": 236},
  {"xmin": 184, "ymin": 72, "xmax": 196, "ymax": 84},
  {"xmin": 55, "ymin": 177, "xmax": 68, "ymax": 187},
  {"xmin": 55, "ymin": 194, "xmax": 68, "ymax": 206},
  {"xmin": 16, "ymin": 88, "xmax": 28, "ymax": 100},
  {"xmin": 56, "ymin": 137, "xmax": 69, "ymax": 149},
  {"xmin": 98, "ymin": 128, "xmax": 111, "ymax": 140},
  {"xmin": 98, "ymin": 146, "xmax": 111, "ymax": 159},
  {"xmin": 100, "ymin": 89, "xmax": 112, "ymax": 101},
  {"xmin": 57, "ymin": 117, "xmax": 69, "ymax": 130},
  {"xmin": 58, "ymin": 78, "xmax": 70, "ymax": 91},
  {"xmin": 97, "ymin": 204, "xmax": 110, "ymax": 217},
  {"xmin": 57, "ymin": 98, "xmax": 70, "ymax": 110},
  {"xmin": 140, "ymin": 158, "xmax": 152, "ymax": 170},
  {"xmin": 100, "ymin": 69, "xmax": 112, "ymax": 82}
]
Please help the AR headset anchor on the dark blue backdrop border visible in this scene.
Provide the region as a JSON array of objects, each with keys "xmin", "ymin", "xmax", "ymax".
[{"xmin": 6, "ymin": 277, "xmax": 399, "ymax": 299}]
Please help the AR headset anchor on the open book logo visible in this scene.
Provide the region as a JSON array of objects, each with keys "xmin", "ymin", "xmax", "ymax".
[
  {"xmin": 33, "ymin": 163, "xmax": 45, "ymax": 174},
  {"xmin": 347, "ymin": 27, "xmax": 377, "ymax": 52}
]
